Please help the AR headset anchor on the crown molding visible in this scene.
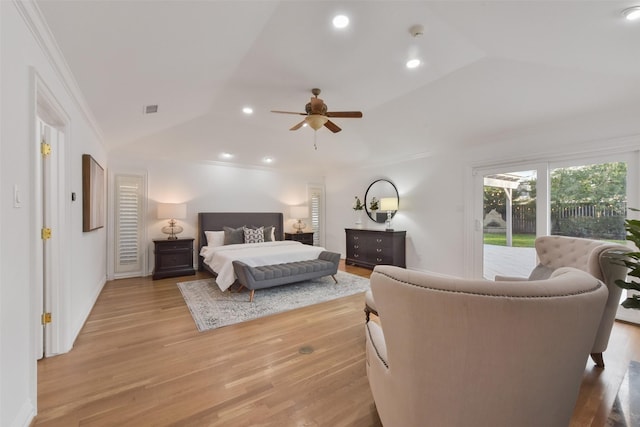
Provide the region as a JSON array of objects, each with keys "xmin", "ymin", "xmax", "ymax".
[{"xmin": 13, "ymin": 0, "xmax": 105, "ymax": 142}]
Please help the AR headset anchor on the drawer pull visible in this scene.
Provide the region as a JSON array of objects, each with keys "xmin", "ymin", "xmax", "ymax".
[
  {"xmin": 376, "ymin": 238, "xmax": 383, "ymax": 243},
  {"xmin": 354, "ymin": 245, "xmax": 359, "ymax": 249},
  {"xmin": 354, "ymin": 236, "xmax": 359, "ymax": 240},
  {"xmin": 376, "ymin": 248, "xmax": 382, "ymax": 252},
  {"xmin": 354, "ymin": 254, "xmax": 359, "ymax": 258},
  {"xmin": 377, "ymin": 258, "xmax": 383, "ymax": 262}
]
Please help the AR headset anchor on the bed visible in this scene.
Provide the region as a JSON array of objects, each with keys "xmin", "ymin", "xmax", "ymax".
[{"xmin": 198, "ymin": 212, "xmax": 326, "ymax": 291}]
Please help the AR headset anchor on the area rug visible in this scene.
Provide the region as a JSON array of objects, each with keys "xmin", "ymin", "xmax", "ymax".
[{"xmin": 177, "ymin": 271, "xmax": 370, "ymax": 332}]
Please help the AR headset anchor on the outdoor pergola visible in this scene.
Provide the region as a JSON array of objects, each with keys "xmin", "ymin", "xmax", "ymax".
[{"xmin": 484, "ymin": 174, "xmax": 522, "ymax": 247}]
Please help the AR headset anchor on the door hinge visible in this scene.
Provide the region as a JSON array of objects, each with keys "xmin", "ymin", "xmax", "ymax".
[
  {"xmin": 41, "ymin": 312, "xmax": 52, "ymax": 325},
  {"xmin": 41, "ymin": 141, "xmax": 52, "ymax": 157},
  {"xmin": 41, "ymin": 227, "xmax": 52, "ymax": 240}
]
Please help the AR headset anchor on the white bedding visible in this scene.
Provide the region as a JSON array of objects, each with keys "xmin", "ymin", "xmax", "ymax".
[{"xmin": 199, "ymin": 240, "xmax": 325, "ymax": 291}]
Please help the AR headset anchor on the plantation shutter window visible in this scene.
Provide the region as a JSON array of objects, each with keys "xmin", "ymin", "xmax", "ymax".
[
  {"xmin": 308, "ymin": 185, "xmax": 325, "ymax": 247},
  {"xmin": 114, "ymin": 174, "xmax": 144, "ymax": 276}
]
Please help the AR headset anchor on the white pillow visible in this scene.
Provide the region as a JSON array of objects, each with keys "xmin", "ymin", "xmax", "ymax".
[{"xmin": 205, "ymin": 230, "xmax": 225, "ymax": 247}]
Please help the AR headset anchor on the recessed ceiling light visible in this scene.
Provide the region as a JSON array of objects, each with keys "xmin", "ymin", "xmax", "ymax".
[
  {"xmin": 623, "ymin": 6, "xmax": 640, "ymax": 21},
  {"xmin": 406, "ymin": 59, "xmax": 421, "ymax": 69},
  {"xmin": 242, "ymin": 107, "xmax": 253, "ymax": 115},
  {"xmin": 332, "ymin": 15, "xmax": 349, "ymax": 29},
  {"xmin": 220, "ymin": 152, "xmax": 234, "ymax": 159},
  {"xmin": 262, "ymin": 156, "xmax": 274, "ymax": 164}
]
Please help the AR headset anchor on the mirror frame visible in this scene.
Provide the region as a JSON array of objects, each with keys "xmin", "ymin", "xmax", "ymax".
[{"xmin": 364, "ymin": 179, "xmax": 399, "ymax": 223}]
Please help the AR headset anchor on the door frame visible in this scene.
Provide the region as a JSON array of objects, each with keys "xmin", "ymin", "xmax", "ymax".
[{"xmin": 32, "ymin": 70, "xmax": 71, "ymax": 358}]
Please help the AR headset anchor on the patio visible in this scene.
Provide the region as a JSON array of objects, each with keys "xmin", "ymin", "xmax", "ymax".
[{"xmin": 483, "ymin": 244, "xmax": 537, "ymax": 280}]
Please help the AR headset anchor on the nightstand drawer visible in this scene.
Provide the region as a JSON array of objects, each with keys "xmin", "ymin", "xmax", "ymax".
[
  {"xmin": 155, "ymin": 241, "xmax": 192, "ymax": 252},
  {"xmin": 284, "ymin": 232, "xmax": 314, "ymax": 246}
]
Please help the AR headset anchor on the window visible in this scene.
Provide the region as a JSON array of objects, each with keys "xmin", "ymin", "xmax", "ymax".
[
  {"xmin": 114, "ymin": 174, "xmax": 145, "ymax": 277},
  {"xmin": 308, "ymin": 184, "xmax": 325, "ymax": 246}
]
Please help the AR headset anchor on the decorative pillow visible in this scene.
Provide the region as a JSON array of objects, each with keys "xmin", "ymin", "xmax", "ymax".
[
  {"xmin": 250, "ymin": 225, "xmax": 275, "ymax": 241},
  {"xmin": 205, "ymin": 230, "xmax": 225, "ymax": 247},
  {"xmin": 257, "ymin": 225, "xmax": 275, "ymax": 242},
  {"xmin": 223, "ymin": 226, "xmax": 245, "ymax": 245},
  {"xmin": 244, "ymin": 226, "xmax": 264, "ymax": 244}
]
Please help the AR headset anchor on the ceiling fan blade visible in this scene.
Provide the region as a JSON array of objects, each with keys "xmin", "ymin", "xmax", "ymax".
[
  {"xmin": 271, "ymin": 110, "xmax": 306, "ymax": 115},
  {"xmin": 290, "ymin": 120, "xmax": 306, "ymax": 131},
  {"xmin": 326, "ymin": 111, "xmax": 363, "ymax": 118},
  {"xmin": 324, "ymin": 120, "xmax": 342, "ymax": 133}
]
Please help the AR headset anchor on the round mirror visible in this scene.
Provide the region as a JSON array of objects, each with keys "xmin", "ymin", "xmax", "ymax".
[{"xmin": 365, "ymin": 179, "xmax": 399, "ymax": 223}]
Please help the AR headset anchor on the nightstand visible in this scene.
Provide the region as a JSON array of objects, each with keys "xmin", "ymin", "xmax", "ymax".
[
  {"xmin": 284, "ymin": 232, "xmax": 314, "ymax": 246},
  {"xmin": 152, "ymin": 238, "xmax": 196, "ymax": 280}
]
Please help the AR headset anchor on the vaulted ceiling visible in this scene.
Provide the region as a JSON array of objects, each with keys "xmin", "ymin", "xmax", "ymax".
[{"xmin": 36, "ymin": 1, "xmax": 640, "ymax": 174}]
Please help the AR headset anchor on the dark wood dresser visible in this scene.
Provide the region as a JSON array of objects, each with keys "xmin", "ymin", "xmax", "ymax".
[
  {"xmin": 285, "ymin": 232, "xmax": 314, "ymax": 246},
  {"xmin": 152, "ymin": 238, "xmax": 196, "ymax": 280},
  {"xmin": 345, "ymin": 228, "xmax": 406, "ymax": 269}
]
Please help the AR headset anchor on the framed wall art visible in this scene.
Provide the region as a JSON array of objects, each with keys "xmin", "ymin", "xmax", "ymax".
[{"xmin": 82, "ymin": 154, "xmax": 105, "ymax": 232}]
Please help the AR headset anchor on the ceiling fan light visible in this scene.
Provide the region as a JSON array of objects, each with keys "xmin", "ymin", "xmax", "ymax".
[{"xmin": 305, "ymin": 114, "xmax": 328, "ymax": 131}]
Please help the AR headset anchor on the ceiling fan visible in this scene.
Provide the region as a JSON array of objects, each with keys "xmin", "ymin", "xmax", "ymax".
[{"xmin": 271, "ymin": 88, "xmax": 363, "ymax": 133}]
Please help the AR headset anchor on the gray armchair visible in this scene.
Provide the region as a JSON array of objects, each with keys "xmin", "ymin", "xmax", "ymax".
[
  {"xmin": 495, "ymin": 235, "xmax": 629, "ymax": 368},
  {"xmin": 366, "ymin": 265, "xmax": 608, "ymax": 427}
]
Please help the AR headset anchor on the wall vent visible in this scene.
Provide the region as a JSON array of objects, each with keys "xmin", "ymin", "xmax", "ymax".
[{"xmin": 144, "ymin": 104, "xmax": 158, "ymax": 114}]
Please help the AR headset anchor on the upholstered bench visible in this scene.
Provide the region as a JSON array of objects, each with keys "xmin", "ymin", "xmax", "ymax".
[{"xmin": 232, "ymin": 251, "xmax": 341, "ymax": 301}]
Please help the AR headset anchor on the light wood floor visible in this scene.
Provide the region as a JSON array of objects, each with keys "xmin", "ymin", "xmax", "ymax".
[{"xmin": 34, "ymin": 262, "xmax": 640, "ymax": 426}]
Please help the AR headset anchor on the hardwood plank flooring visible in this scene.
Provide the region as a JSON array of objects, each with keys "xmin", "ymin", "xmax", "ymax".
[{"xmin": 34, "ymin": 262, "xmax": 640, "ymax": 426}]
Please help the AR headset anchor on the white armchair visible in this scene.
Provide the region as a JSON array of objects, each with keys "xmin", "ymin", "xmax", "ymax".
[
  {"xmin": 495, "ymin": 235, "xmax": 629, "ymax": 368},
  {"xmin": 366, "ymin": 265, "xmax": 608, "ymax": 427}
]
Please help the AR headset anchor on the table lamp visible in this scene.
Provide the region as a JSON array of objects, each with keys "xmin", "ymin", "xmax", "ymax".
[
  {"xmin": 157, "ymin": 203, "xmax": 187, "ymax": 240},
  {"xmin": 380, "ymin": 198, "xmax": 398, "ymax": 231}
]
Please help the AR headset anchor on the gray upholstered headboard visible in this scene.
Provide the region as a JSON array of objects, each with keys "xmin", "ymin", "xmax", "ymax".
[{"xmin": 197, "ymin": 212, "xmax": 284, "ymax": 271}]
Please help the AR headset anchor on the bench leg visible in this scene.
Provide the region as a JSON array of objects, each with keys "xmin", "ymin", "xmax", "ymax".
[
  {"xmin": 331, "ymin": 275, "xmax": 338, "ymax": 284},
  {"xmin": 249, "ymin": 289, "xmax": 255, "ymax": 302}
]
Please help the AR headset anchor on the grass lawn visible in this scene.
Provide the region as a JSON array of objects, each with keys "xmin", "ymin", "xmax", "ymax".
[
  {"xmin": 484, "ymin": 233, "xmax": 535, "ymax": 247},
  {"xmin": 484, "ymin": 233, "xmax": 626, "ymax": 247}
]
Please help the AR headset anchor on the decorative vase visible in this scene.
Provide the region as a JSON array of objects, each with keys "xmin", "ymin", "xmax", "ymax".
[{"xmin": 355, "ymin": 210, "xmax": 363, "ymax": 228}]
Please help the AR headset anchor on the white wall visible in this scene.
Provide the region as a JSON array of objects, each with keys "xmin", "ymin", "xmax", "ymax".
[
  {"xmin": 1, "ymin": 2, "xmax": 107, "ymax": 426},
  {"xmin": 108, "ymin": 154, "xmax": 324, "ymax": 276},
  {"xmin": 325, "ymin": 153, "xmax": 467, "ymax": 277}
]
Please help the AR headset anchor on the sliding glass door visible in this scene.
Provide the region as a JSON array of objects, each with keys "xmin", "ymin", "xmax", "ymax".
[
  {"xmin": 476, "ymin": 153, "xmax": 636, "ymax": 281},
  {"xmin": 482, "ymin": 169, "xmax": 539, "ymax": 280}
]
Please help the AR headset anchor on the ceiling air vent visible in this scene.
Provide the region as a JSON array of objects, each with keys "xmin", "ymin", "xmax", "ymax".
[{"xmin": 143, "ymin": 104, "xmax": 158, "ymax": 114}]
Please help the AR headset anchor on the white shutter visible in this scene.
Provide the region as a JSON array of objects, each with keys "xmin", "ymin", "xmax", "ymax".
[
  {"xmin": 114, "ymin": 174, "xmax": 144, "ymax": 276},
  {"xmin": 308, "ymin": 185, "xmax": 325, "ymax": 247}
]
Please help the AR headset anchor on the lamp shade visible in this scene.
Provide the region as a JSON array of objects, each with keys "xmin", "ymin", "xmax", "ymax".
[
  {"xmin": 157, "ymin": 203, "xmax": 187, "ymax": 219},
  {"xmin": 380, "ymin": 198, "xmax": 398, "ymax": 211},
  {"xmin": 290, "ymin": 206, "xmax": 309, "ymax": 219}
]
